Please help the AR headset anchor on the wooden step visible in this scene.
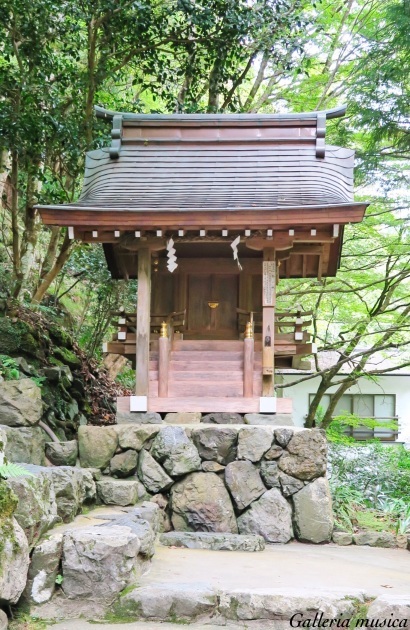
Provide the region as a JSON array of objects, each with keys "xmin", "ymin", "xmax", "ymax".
[
  {"xmin": 170, "ymin": 351, "xmax": 243, "ymax": 361},
  {"xmin": 170, "ymin": 371, "xmax": 244, "ymax": 382},
  {"xmin": 117, "ymin": 395, "xmax": 293, "ymax": 414},
  {"xmin": 151, "ymin": 382, "xmax": 245, "ymax": 398},
  {"xmin": 171, "ymin": 382, "xmax": 244, "ymax": 398},
  {"xmin": 173, "ymin": 340, "xmax": 244, "ymax": 351},
  {"xmin": 169, "ymin": 361, "xmax": 243, "ymax": 371}
]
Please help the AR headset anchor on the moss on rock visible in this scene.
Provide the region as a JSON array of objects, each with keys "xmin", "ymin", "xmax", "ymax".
[
  {"xmin": 52, "ymin": 347, "xmax": 81, "ymax": 369},
  {"xmin": 0, "ymin": 483, "xmax": 18, "ymax": 521}
]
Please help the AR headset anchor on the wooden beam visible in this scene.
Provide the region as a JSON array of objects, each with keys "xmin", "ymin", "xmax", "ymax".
[
  {"xmin": 158, "ymin": 335, "xmax": 169, "ymax": 397},
  {"xmin": 262, "ymin": 249, "xmax": 275, "ymax": 397},
  {"xmin": 39, "ymin": 206, "xmax": 368, "ymax": 229},
  {"xmin": 136, "ymin": 248, "xmax": 151, "ymax": 397},
  {"xmin": 243, "ymin": 337, "xmax": 254, "ymax": 398}
]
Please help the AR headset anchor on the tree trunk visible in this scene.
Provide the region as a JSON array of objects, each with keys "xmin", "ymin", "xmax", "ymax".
[
  {"xmin": 304, "ymin": 376, "xmax": 332, "ymax": 427},
  {"xmin": 10, "ymin": 151, "xmax": 23, "ymax": 297},
  {"xmin": 31, "ymin": 231, "xmax": 74, "ymax": 303}
]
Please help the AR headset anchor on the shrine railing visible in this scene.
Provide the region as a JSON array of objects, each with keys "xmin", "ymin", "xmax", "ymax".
[{"xmin": 237, "ymin": 308, "xmax": 313, "ymax": 342}]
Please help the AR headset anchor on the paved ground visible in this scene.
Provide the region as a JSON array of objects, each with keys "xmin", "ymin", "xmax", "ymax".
[
  {"xmin": 53, "ymin": 623, "xmax": 228, "ymax": 629},
  {"xmin": 51, "ymin": 541, "xmax": 410, "ymax": 629},
  {"xmin": 137, "ymin": 541, "xmax": 410, "ymax": 600}
]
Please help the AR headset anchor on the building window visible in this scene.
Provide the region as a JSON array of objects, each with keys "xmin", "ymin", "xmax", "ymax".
[{"xmin": 309, "ymin": 393, "xmax": 398, "ymax": 441}]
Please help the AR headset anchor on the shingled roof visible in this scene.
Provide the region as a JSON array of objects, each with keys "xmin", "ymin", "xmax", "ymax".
[{"xmin": 35, "ymin": 105, "xmax": 363, "ymax": 215}]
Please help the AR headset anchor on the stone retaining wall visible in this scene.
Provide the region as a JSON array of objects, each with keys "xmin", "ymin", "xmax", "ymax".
[{"xmin": 78, "ymin": 423, "xmax": 334, "ymax": 544}]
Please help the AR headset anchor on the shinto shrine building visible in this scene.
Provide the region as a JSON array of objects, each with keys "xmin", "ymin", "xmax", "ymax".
[{"xmin": 36, "ymin": 105, "xmax": 367, "ymax": 416}]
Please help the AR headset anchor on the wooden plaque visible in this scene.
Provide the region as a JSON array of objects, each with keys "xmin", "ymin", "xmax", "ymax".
[{"xmin": 263, "ymin": 261, "xmax": 276, "ymax": 306}]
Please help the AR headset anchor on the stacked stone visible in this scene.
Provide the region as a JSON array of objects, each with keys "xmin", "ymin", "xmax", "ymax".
[{"xmin": 78, "ymin": 420, "xmax": 334, "ymax": 544}]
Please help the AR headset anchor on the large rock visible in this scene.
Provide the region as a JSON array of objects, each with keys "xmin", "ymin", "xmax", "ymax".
[
  {"xmin": 97, "ymin": 478, "xmax": 144, "ymax": 506},
  {"xmin": 274, "ymin": 428, "xmax": 294, "ymax": 447},
  {"xmin": 260, "ymin": 460, "xmax": 280, "ymax": 488},
  {"xmin": 62, "ymin": 525, "xmax": 141, "ymax": 600},
  {"xmin": 160, "ymin": 531, "xmax": 265, "ymax": 552},
  {"xmin": 263, "ymin": 444, "xmax": 284, "ymax": 460},
  {"xmin": 332, "ymin": 532, "xmax": 353, "ymax": 546},
  {"xmin": 191, "ymin": 426, "xmax": 237, "ymax": 465},
  {"xmin": 201, "ymin": 413, "xmax": 244, "ymax": 424},
  {"xmin": 116, "ymin": 411, "xmax": 163, "ymax": 424},
  {"xmin": 224, "ymin": 461, "xmax": 266, "ymax": 510},
  {"xmin": 171, "ymin": 472, "xmax": 237, "ymax": 533},
  {"xmin": 116, "ymin": 425, "xmax": 160, "ymax": 451},
  {"xmin": 110, "ymin": 450, "xmax": 138, "ymax": 478},
  {"xmin": 367, "ymin": 599, "xmax": 410, "ymax": 622},
  {"xmin": 278, "ymin": 429, "xmax": 327, "ymax": 480},
  {"xmin": 293, "ymin": 478, "xmax": 333, "ymax": 543},
  {"xmin": 78, "ymin": 425, "xmax": 118, "ymax": 469},
  {"xmin": 201, "ymin": 461, "xmax": 225, "ymax": 473},
  {"xmin": 151, "ymin": 426, "xmax": 201, "ymax": 477},
  {"xmin": 237, "ymin": 427, "xmax": 274, "ymax": 462},
  {"xmin": 0, "ymin": 379, "xmax": 42, "ymax": 427},
  {"xmin": 165, "ymin": 412, "xmax": 202, "ymax": 424},
  {"xmin": 353, "ymin": 531, "xmax": 397, "ymax": 548},
  {"xmin": 129, "ymin": 502, "xmax": 162, "ymax": 535},
  {"xmin": 137, "ymin": 449, "xmax": 173, "ymax": 493},
  {"xmin": 0, "ymin": 609, "xmax": 7, "ymax": 630},
  {"xmin": 116, "ymin": 583, "xmax": 218, "ymax": 622},
  {"xmin": 100, "ymin": 515, "xmax": 156, "ymax": 558},
  {"xmin": 244, "ymin": 414, "xmax": 293, "ymax": 426},
  {"xmin": 279, "ymin": 471, "xmax": 304, "ymax": 497},
  {"xmin": 2, "ymin": 425, "xmax": 46, "ymax": 465},
  {"xmin": 23, "ymin": 533, "xmax": 63, "ymax": 604},
  {"xmin": 219, "ymin": 592, "xmax": 356, "ymax": 622},
  {"xmin": 7, "ymin": 466, "xmax": 59, "ymax": 548},
  {"xmin": 45, "ymin": 441, "xmax": 78, "ymax": 466},
  {"xmin": 46, "ymin": 467, "xmax": 96, "ymax": 522},
  {"xmin": 0, "ymin": 517, "xmax": 30, "ymax": 604},
  {"xmin": 237, "ymin": 488, "xmax": 293, "ymax": 543}
]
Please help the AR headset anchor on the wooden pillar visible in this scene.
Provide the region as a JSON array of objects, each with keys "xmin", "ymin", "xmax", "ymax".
[
  {"xmin": 136, "ymin": 247, "xmax": 151, "ymax": 397},
  {"xmin": 158, "ymin": 327, "xmax": 169, "ymax": 398},
  {"xmin": 262, "ymin": 248, "xmax": 276, "ymax": 398},
  {"xmin": 243, "ymin": 334, "xmax": 254, "ymax": 398}
]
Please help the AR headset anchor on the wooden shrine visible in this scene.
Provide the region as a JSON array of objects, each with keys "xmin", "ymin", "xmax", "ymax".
[{"xmin": 36, "ymin": 105, "xmax": 367, "ymax": 415}]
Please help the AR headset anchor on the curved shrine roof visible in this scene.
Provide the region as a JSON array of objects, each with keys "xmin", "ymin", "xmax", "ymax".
[{"xmin": 36, "ymin": 105, "xmax": 364, "ymax": 215}]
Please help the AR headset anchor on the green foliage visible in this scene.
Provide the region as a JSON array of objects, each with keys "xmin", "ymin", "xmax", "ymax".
[
  {"xmin": 329, "ymin": 482, "xmax": 366, "ymax": 531},
  {"xmin": 326, "ymin": 413, "xmax": 398, "ymax": 445},
  {"xmin": 30, "ymin": 376, "xmax": 46, "ymax": 388},
  {"xmin": 353, "ymin": 509, "xmax": 396, "ymax": 534},
  {"xmin": 55, "ymin": 574, "xmax": 63, "ymax": 585},
  {"xmin": 329, "ymin": 443, "xmax": 410, "ymax": 534},
  {"xmin": 115, "ymin": 366, "xmax": 135, "ymax": 390},
  {"xmin": 0, "ymin": 355, "xmax": 20, "ymax": 380},
  {"xmin": 0, "ymin": 462, "xmax": 32, "ymax": 479}
]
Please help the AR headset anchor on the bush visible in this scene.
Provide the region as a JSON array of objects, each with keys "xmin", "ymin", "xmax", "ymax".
[{"xmin": 328, "ymin": 443, "xmax": 410, "ymax": 532}]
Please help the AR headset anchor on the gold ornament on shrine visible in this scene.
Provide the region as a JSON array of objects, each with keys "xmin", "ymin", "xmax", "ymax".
[{"xmin": 245, "ymin": 321, "xmax": 254, "ymax": 339}]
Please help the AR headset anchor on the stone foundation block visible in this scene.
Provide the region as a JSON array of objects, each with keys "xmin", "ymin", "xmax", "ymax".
[
  {"xmin": 160, "ymin": 531, "xmax": 265, "ymax": 551},
  {"xmin": 97, "ymin": 478, "xmax": 144, "ymax": 506}
]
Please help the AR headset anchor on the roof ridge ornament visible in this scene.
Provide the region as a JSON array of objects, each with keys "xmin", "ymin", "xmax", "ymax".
[
  {"xmin": 109, "ymin": 114, "xmax": 123, "ymax": 159},
  {"xmin": 316, "ymin": 112, "xmax": 326, "ymax": 159}
]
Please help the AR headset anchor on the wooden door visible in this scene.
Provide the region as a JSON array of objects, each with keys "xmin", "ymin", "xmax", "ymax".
[{"xmin": 187, "ymin": 273, "xmax": 238, "ymax": 338}]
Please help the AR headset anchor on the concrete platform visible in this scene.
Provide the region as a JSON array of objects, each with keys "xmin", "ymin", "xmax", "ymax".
[
  {"xmin": 142, "ymin": 542, "xmax": 410, "ymax": 601},
  {"xmin": 50, "ymin": 541, "xmax": 410, "ymax": 629}
]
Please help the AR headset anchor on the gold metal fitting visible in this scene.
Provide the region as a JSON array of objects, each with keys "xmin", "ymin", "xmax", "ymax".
[
  {"xmin": 208, "ymin": 301, "xmax": 219, "ymax": 309},
  {"xmin": 245, "ymin": 321, "xmax": 254, "ymax": 339},
  {"xmin": 160, "ymin": 321, "xmax": 168, "ymax": 338}
]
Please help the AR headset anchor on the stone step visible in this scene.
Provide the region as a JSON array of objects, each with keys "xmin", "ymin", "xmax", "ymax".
[{"xmin": 160, "ymin": 531, "xmax": 265, "ymax": 552}]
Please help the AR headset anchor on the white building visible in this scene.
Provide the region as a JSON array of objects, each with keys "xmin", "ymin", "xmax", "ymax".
[{"xmin": 278, "ymin": 351, "xmax": 410, "ymax": 443}]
